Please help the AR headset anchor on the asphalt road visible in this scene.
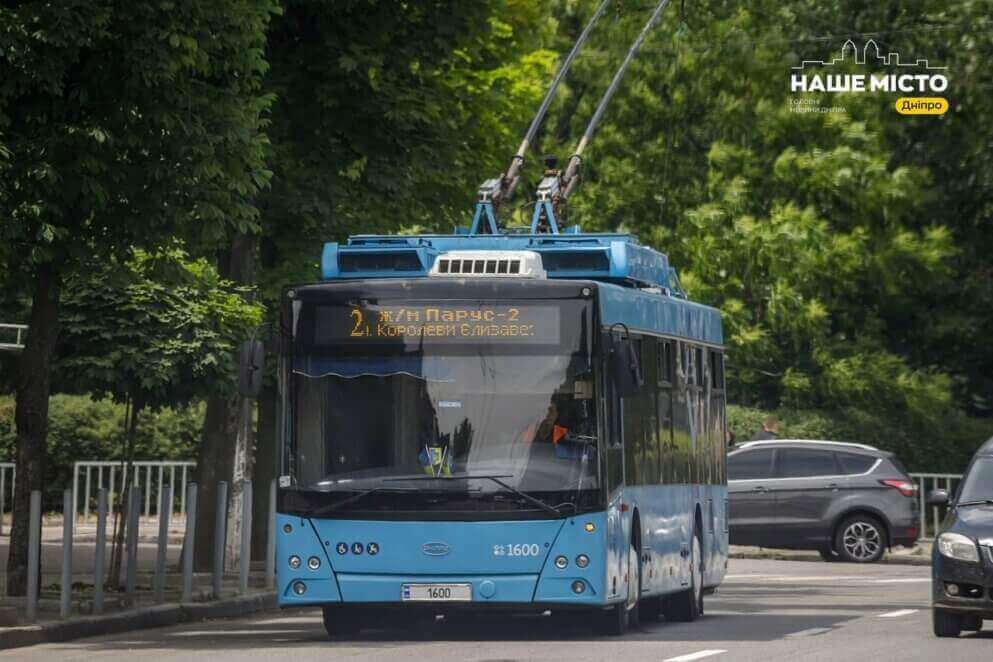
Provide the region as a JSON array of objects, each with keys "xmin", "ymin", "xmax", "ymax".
[{"xmin": 5, "ymin": 558, "xmax": 991, "ymax": 661}]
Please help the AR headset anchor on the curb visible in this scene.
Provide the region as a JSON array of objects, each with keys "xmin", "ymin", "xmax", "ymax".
[
  {"xmin": 729, "ymin": 548, "xmax": 932, "ymax": 566},
  {"xmin": 0, "ymin": 592, "xmax": 277, "ymax": 650}
]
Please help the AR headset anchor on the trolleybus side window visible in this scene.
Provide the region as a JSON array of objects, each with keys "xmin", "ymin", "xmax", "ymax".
[{"xmin": 658, "ymin": 339, "xmax": 675, "ymax": 484}]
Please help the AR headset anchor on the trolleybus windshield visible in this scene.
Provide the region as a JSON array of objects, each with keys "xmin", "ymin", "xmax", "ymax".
[{"xmin": 287, "ymin": 297, "xmax": 599, "ymax": 518}]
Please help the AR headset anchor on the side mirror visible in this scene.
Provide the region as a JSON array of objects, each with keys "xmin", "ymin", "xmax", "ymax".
[
  {"xmin": 607, "ymin": 332, "xmax": 642, "ymax": 397},
  {"xmin": 238, "ymin": 339, "xmax": 265, "ymax": 398},
  {"xmin": 927, "ymin": 489, "xmax": 949, "ymax": 507}
]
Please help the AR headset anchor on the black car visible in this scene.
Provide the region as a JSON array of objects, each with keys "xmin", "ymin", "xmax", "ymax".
[
  {"xmin": 929, "ymin": 437, "xmax": 993, "ymax": 637},
  {"xmin": 727, "ymin": 440, "xmax": 920, "ymax": 562}
]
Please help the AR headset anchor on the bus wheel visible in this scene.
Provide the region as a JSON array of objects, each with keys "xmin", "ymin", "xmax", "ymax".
[
  {"xmin": 322, "ymin": 606, "xmax": 360, "ymax": 638},
  {"xmin": 596, "ymin": 541, "xmax": 640, "ymax": 636},
  {"xmin": 665, "ymin": 532, "xmax": 702, "ymax": 622}
]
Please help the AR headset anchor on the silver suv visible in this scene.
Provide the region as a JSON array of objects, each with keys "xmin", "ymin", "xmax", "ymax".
[{"xmin": 728, "ymin": 440, "xmax": 920, "ymax": 562}]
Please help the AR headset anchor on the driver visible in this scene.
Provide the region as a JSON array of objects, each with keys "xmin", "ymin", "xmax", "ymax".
[{"xmin": 531, "ymin": 401, "xmax": 569, "ymax": 445}]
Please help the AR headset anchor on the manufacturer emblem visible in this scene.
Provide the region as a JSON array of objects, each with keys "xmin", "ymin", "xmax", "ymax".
[{"xmin": 422, "ymin": 541, "xmax": 450, "ymax": 556}]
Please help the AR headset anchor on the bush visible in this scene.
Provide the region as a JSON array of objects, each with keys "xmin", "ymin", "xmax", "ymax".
[
  {"xmin": 728, "ymin": 404, "xmax": 992, "ymax": 474},
  {"xmin": 0, "ymin": 394, "xmax": 202, "ymax": 506}
]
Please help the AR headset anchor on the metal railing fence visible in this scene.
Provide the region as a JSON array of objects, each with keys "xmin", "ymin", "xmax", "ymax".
[
  {"xmin": 73, "ymin": 461, "xmax": 195, "ymax": 521},
  {"xmin": 18, "ymin": 478, "xmax": 277, "ymax": 623},
  {"xmin": 0, "ymin": 323, "xmax": 27, "ymax": 351},
  {"xmin": 909, "ymin": 472, "xmax": 963, "ymax": 540}
]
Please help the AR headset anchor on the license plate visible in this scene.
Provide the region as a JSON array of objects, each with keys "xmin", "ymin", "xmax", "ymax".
[{"xmin": 401, "ymin": 583, "xmax": 472, "ymax": 602}]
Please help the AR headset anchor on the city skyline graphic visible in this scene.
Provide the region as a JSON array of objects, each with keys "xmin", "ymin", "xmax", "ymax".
[{"xmin": 793, "ymin": 39, "xmax": 947, "ymax": 71}]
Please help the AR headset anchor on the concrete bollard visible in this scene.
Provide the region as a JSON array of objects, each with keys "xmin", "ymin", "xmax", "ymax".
[
  {"xmin": 182, "ymin": 482, "xmax": 198, "ymax": 603},
  {"xmin": 213, "ymin": 481, "xmax": 228, "ymax": 599},
  {"xmin": 26, "ymin": 490, "xmax": 41, "ymax": 623},
  {"xmin": 60, "ymin": 489, "xmax": 73, "ymax": 619},
  {"xmin": 265, "ymin": 478, "xmax": 276, "ymax": 589},
  {"xmin": 93, "ymin": 488, "xmax": 108, "ymax": 614},
  {"xmin": 239, "ymin": 480, "xmax": 252, "ymax": 595},
  {"xmin": 125, "ymin": 488, "xmax": 140, "ymax": 602},
  {"xmin": 153, "ymin": 484, "xmax": 172, "ymax": 602}
]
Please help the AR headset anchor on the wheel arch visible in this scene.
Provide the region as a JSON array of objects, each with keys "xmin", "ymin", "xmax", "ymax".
[{"xmin": 831, "ymin": 507, "xmax": 892, "ymax": 549}]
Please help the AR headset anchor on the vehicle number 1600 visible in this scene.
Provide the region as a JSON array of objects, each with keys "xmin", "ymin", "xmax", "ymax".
[{"xmin": 492, "ymin": 543, "xmax": 541, "ymax": 557}]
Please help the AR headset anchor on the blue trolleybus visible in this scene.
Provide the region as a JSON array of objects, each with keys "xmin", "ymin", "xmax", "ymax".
[{"xmin": 275, "ymin": 229, "xmax": 728, "ymax": 636}]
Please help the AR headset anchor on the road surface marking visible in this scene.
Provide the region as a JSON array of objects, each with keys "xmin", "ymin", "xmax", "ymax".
[
  {"xmin": 878, "ymin": 609, "xmax": 918, "ymax": 618},
  {"xmin": 663, "ymin": 650, "xmax": 727, "ymax": 662},
  {"xmin": 786, "ymin": 627, "xmax": 833, "ymax": 637}
]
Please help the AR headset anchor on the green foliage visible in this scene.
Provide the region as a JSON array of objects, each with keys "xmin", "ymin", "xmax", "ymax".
[
  {"xmin": 728, "ymin": 404, "xmax": 993, "ymax": 473},
  {"xmin": 257, "ymin": 0, "xmax": 558, "ymax": 296},
  {"xmin": 56, "ymin": 248, "xmax": 263, "ymax": 409},
  {"xmin": 0, "ymin": 394, "xmax": 201, "ymax": 499},
  {"xmin": 0, "ymin": 0, "xmax": 277, "ymax": 281}
]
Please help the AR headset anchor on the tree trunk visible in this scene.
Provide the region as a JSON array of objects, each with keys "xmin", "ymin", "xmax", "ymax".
[
  {"xmin": 6, "ymin": 261, "xmax": 61, "ymax": 596},
  {"xmin": 251, "ymin": 375, "xmax": 277, "ymax": 559},
  {"xmin": 193, "ymin": 393, "xmax": 240, "ymax": 571},
  {"xmin": 193, "ymin": 232, "xmax": 256, "ymax": 572}
]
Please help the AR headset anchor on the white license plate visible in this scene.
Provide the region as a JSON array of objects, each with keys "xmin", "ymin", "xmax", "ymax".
[{"xmin": 401, "ymin": 583, "xmax": 472, "ymax": 602}]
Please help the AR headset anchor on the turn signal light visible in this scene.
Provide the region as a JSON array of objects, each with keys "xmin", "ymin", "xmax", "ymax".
[{"xmin": 879, "ymin": 479, "xmax": 916, "ymax": 497}]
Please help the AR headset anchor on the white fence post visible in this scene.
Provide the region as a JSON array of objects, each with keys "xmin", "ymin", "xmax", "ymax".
[
  {"xmin": 72, "ymin": 461, "xmax": 196, "ymax": 524},
  {"xmin": 909, "ymin": 472, "xmax": 963, "ymax": 539}
]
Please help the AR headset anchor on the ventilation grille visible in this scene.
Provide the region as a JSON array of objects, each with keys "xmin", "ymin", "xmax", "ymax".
[
  {"xmin": 428, "ymin": 250, "xmax": 545, "ymax": 279},
  {"xmin": 541, "ymin": 251, "xmax": 610, "ymax": 272},
  {"xmin": 436, "ymin": 257, "xmax": 522, "ymax": 275},
  {"xmin": 339, "ymin": 251, "xmax": 422, "ymax": 273}
]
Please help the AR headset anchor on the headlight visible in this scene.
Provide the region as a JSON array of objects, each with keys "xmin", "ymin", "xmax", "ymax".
[{"xmin": 937, "ymin": 532, "xmax": 979, "ymax": 562}]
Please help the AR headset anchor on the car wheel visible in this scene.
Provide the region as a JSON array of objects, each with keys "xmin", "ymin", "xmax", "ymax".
[
  {"xmin": 933, "ymin": 607, "xmax": 963, "ymax": 638},
  {"xmin": 322, "ymin": 606, "xmax": 360, "ymax": 638},
  {"xmin": 834, "ymin": 515, "xmax": 886, "ymax": 563},
  {"xmin": 664, "ymin": 531, "xmax": 703, "ymax": 622}
]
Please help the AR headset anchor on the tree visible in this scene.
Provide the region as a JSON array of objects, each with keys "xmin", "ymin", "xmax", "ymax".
[
  {"xmin": 0, "ymin": 0, "xmax": 276, "ymax": 595},
  {"xmin": 56, "ymin": 247, "xmax": 262, "ymax": 585}
]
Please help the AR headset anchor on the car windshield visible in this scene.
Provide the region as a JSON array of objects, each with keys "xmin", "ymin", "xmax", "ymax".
[
  {"xmin": 958, "ymin": 457, "xmax": 993, "ymax": 503},
  {"xmin": 286, "ymin": 297, "xmax": 600, "ymax": 515}
]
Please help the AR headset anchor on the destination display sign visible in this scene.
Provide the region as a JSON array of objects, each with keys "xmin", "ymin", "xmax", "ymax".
[{"xmin": 314, "ymin": 303, "xmax": 562, "ymax": 345}]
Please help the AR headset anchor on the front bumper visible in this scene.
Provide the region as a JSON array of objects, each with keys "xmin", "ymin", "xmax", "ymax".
[
  {"xmin": 276, "ymin": 513, "xmax": 610, "ymax": 608},
  {"xmin": 931, "ymin": 548, "xmax": 993, "ymax": 617}
]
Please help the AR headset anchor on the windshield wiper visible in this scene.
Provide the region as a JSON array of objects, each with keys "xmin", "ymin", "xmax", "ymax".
[
  {"xmin": 386, "ymin": 474, "xmax": 563, "ymax": 517},
  {"xmin": 306, "ymin": 486, "xmax": 417, "ymax": 517},
  {"xmin": 957, "ymin": 499, "xmax": 993, "ymax": 507}
]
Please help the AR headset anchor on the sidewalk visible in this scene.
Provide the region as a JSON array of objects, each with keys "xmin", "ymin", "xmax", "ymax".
[
  {"xmin": 0, "ymin": 591, "xmax": 276, "ymax": 650},
  {"xmin": 729, "ymin": 540, "xmax": 933, "ymax": 566}
]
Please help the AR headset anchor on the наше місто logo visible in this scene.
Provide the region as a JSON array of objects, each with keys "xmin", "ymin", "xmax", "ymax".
[{"xmin": 790, "ymin": 39, "xmax": 949, "ymax": 116}]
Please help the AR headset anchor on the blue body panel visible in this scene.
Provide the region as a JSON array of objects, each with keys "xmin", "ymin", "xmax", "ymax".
[
  {"xmin": 320, "ymin": 232, "xmax": 681, "ymax": 292},
  {"xmin": 276, "ymin": 514, "xmax": 609, "ymax": 607},
  {"xmin": 598, "ymin": 282, "xmax": 724, "ymax": 346}
]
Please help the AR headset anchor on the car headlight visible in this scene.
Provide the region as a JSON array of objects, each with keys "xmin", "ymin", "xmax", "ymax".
[{"xmin": 937, "ymin": 532, "xmax": 979, "ymax": 563}]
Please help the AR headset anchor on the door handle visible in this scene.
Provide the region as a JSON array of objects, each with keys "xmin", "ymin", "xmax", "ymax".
[
  {"xmin": 752, "ymin": 486, "xmax": 767, "ymax": 492},
  {"xmin": 828, "ymin": 483, "xmax": 840, "ymax": 491}
]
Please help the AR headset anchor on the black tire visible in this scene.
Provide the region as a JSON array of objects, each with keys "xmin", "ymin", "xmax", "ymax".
[
  {"xmin": 833, "ymin": 515, "xmax": 887, "ymax": 563},
  {"xmin": 664, "ymin": 531, "xmax": 703, "ymax": 622},
  {"xmin": 595, "ymin": 602, "xmax": 628, "ymax": 636},
  {"xmin": 596, "ymin": 540, "xmax": 641, "ymax": 636},
  {"xmin": 627, "ymin": 541, "xmax": 641, "ymax": 630},
  {"xmin": 818, "ymin": 547, "xmax": 839, "ymax": 562},
  {"xmin": 322, "ymin": 606, "xmax": 360, "ymax": 638},
  {"xmin": 961, "ymin": 615, "xmax": 983, "ymax": 632},
  {"xmin": 933, "ymin": 608, "xmax": 962, "ymax": 638},
  {"xmin": 640, "ymin": 595, "xmax": 663, "ymax": 622}
]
